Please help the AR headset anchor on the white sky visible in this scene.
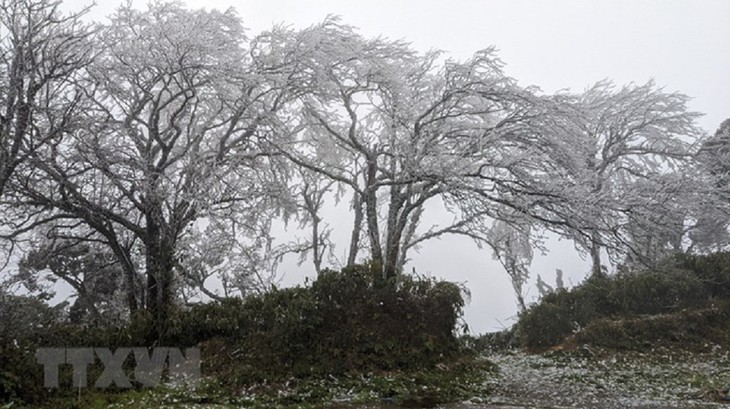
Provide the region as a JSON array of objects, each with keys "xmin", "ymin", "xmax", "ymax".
[{"xmin": 62, "ymin": 0, "xmax": 730, "ymax": 333}]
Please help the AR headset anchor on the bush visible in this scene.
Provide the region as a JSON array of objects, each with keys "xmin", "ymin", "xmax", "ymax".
[
  {"xmin": 0, "ymin": 294, "xmax": 65, "ymax": 404},
  {"xmin": 0, "ymin": 338, "xmax": 46, "ymax": 405},
  {"xmin": 0, "ymin": 297, "xmax": 138, "ymax": 405},
  {"xmin": 306, "ymin": 265, "xmax": 466, "ymax": 373},
  {"xmin": 516, "ymin": 253, "xmax": 728, "ymax": 350},
  {"xmin": 0, "ymin": 265, "xmax": 468, "ymax": 403},
  {"xmin": 574, "ymin": 301, "xmax": 730, "ymax": 350},
  {"xmin": 463, "ymin": 328, "xmax": 519, "ymax": 353},
  {"xmin": 517, "ymin": 302, "xmax": 575, "ymax": 350},
  {"xmin": 151, "ymin": 264, "xmax": 467, "ymax": 384},
  {"xmin": 673, "ymin": 252, "xmax": 730, "ymax": 297}
]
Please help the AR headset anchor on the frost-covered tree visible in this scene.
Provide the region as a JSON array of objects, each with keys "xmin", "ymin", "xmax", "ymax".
[
  {"xmin": 548, "ymin": 81, "xmax": 703, "ymax": 276},
  {"xmin": 273, "ymin": 19, "xmax": 582, "ymax": 280},
  {"xmin": 9, "ymin": 3, "xmax": 299, "ymax": 326},
  {"xmin": 486, "ymin": 219, "xmax": 533, "ymax": 311},
  {"xmin": 289, "ymin": 167, "xmax": 336, "ymax": 275},
  {"xmin": 0, "ymin": 0, "xmax": 92, "ymax": 198},
  {"xmin": 2, "ymin": 5, "xmax": 713, "ymax": 322},
  {"xmin": 690, "ymin": 118, "xmax": 730, "ymax": 252},
  {"xmin": 0, "ymin": 0, "xmax": 93, "ymax": 273}
]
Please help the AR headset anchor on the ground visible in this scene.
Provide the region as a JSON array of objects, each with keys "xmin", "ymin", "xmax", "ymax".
[
  {"xmin": 18, "ymin": 346, "xmax": 730, "ymax": 408},
  {"xmin": 464, "ymin": 346, "xmax": 730, "ymax": 408}
]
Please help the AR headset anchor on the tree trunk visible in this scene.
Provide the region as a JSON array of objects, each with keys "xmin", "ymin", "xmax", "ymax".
[
  {"xmin": 112, "ymin": 244, "xmax": 139, "ymax": 315},
  {"xmin": 347, "ymin": 191, "xmax": 363, "ymax": 266},
  {"xmin": 397, "ymin": 205, "xmax": 424, "ymax": 272},
  {"xmin": 311, "ymin": 213, "xmax": 323, "ymax": 275},
  {"xmin": 83, "ymin": 219, "xmax": 140, "ymax": 315},
  {"xmin": 383, "ymin": 187, "xmax": 404, "ymax": 280},
  {"xmin": 364, "ymin": 161, "xmax": 383, "ymax": 270},
  {"xmin": 144, "ymin": 199, "xmax": 177, "ymax": 335},
  {"xmin": 101, "ymin": 233, "xmax": 139, "ymax": 314},
  {"xmin": 590, "ymin": 231, "xmax": 604, "ymax": 278},
  {"xmin": 145, "ymin": 239, "xmax": 176, "ymax": 331},
  {"xmin": 516, "ymin": 293, "xmax": 527, "ymax": 313},
  {"xmin": 122, "ymin": 261, "xmax": 139, "ymax": 315}
]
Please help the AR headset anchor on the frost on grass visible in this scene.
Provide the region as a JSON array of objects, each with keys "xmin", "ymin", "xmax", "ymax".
[{"xmin": 482, "ymin": 346, "xmax": 730, "ymax": 408}]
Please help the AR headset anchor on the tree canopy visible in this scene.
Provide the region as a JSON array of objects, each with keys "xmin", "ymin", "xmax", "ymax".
[{"xmin": 0, "ymin": 0, "xmax": 723, "ymax": 322}]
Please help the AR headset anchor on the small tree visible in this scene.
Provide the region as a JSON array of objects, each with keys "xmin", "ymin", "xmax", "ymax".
[
  {"xmin": 19, "ymin": 237, "xmax": 128, "ymax": 323},
  {"xmin": 486, "ymin": 219, "xmax": 533, "ymax": 312}
]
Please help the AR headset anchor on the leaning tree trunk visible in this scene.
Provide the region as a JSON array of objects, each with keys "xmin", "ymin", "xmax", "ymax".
[{"xmin": 106, "ymin": 236, "xmax": 139, "ymax": 315}]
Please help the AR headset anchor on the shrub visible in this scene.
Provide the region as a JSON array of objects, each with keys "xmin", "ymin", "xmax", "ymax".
[
  {"xmin": 0, "ymin": 338, "xmax": 46, "ymax": 405},
  {"xmin": 0, "ymin": 265, "xmax": 468, "ymax": 403},
  {"xmin": 574, "ymin": 301, "xmax": 730, "ymax": 350},
  {"xmin": 0, "ymin": 294, "xmax": 65, "ymax": 404},
  {"xmin": 165, "ymin": 264, "xmax": 467, "ymax": 384},
  {"xmin": 463, "ymin": 328, "xmax": 519, "ymax": 353},
  {"xmin": 517, "ymin": 302, "xmax": 574, "ymax": 350},
  {"xmin": 673, "ymin": 252, "xmax": 730, "ymax": 297},
  {"xmin": 516, "ymin": 253, "xmax": 726, "ymax": 349},
  {"xmin": 611, "ymin": 267, "xmax": 708, "ymax": 314}
]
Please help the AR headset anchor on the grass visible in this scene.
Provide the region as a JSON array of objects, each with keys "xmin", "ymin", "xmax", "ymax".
[
  {"xmin": 7, "ymin": 345, "xmax": 730, "ymax": 408},
  {"xmin": 14, "ymin": 357, "xmax": 496, "ymax": 409}
]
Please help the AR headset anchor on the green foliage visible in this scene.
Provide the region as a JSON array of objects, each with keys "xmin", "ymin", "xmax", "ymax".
[
  {"xmin": 1, "ymin": 264, "xmax": 468, "ymax": 405},
  {"xmin": 187, "ymin": 264, "xmax": 467, "ymax": 384},
  {"xmin": 673, "ymin": 252, "xmax": 730, "ymax": 297},
  {"xmin": 0, "ymin": 339, "xmax": 45, "ymax": 405},
  {"xmin": 518, "ymin": 302, "xmax": 575, "ymax": 349},
  {"xmin": 0, "ymin": 294, "xmax": 133, "ymax": 405},
  {"xmin": 574, "ymin": 301, "xmax": 730, "ymax": 350},
  {"xmin": 23, "ymin": 357, "xmax": 495, "ymax": 409},
  {"xmin": 463, "ymin": 329, "xmax": 519, "ymax": 354},
  {"xmin": 0, "ymin": 294, "xmax": 64, "ymax": 404},
  {"xmin": 0, "ymin": 294, "xmax": 66, "ymax": 341},
  {"xmin": 517, "ymin": 252, "xmax": 730, "ymax": 350}
]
